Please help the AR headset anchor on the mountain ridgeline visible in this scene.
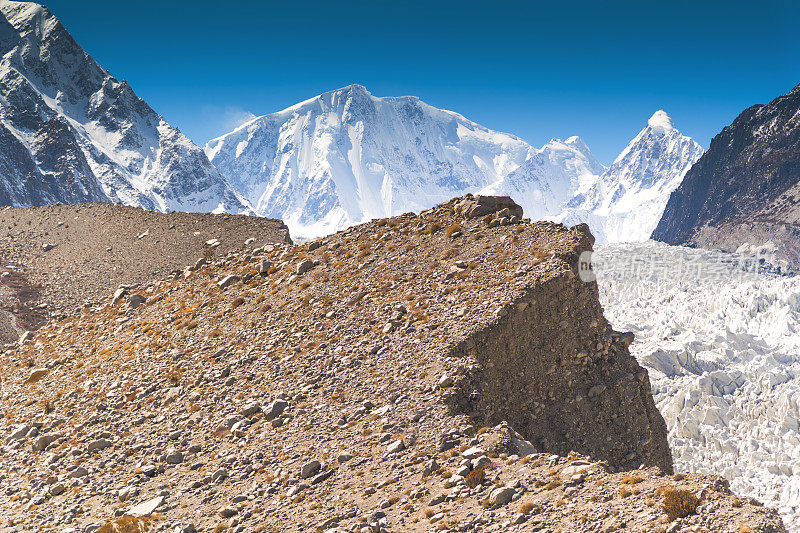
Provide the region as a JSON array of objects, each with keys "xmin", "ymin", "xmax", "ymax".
[
  {"xmin": 0, "ymin": 0, "xmax": 248, "ymax": 214},
  {"xmin": 206, "ymin": 86, "xmax": 703, "ymax": 241},
  {"xmin": 653, "ymin": 83, "xmax": 800, "ymax": 269},
  {"xmin": 0, "ymin": 0, "xmax": 706, "ymax": 245},
  {"xmin": 205, "ymin": 84, "xmax": 606, "ymax": 239}
]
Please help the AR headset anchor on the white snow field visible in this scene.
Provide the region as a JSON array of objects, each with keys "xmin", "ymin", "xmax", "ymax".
[{"xmin": 593, "ymin": 242, "xmax": 800, "ymax": 530}]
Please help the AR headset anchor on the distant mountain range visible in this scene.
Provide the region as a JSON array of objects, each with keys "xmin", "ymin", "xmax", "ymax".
[
  {"xmin": 206, "ymin": 84, "xmax": 612, "ymax": 239},
  {"xmin": 206, "ymin": 86, "xmax": 703, "ymax": 240},
  {"xmin": 0, "ymin": 0, "xmax": 708, "ymax": 243}
]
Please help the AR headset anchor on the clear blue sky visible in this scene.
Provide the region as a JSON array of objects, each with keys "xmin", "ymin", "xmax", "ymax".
[{"xmin": 43, "ymin": 0, "xmax": 799, "ymax": 164}]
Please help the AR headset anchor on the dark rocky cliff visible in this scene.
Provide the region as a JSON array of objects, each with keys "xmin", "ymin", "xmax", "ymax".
[{"xmin": 652, "ymin": 83, "xmax": 800, "ymax": 268}]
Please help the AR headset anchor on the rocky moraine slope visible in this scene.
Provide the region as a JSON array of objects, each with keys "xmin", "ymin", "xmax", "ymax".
[
  {"xmin": 0, "ymin": 195, "xmax": 785, "ymax": 532},
  {"xmin": 0, "ymin": 203, "xmax": 289, "ymax": 344}
]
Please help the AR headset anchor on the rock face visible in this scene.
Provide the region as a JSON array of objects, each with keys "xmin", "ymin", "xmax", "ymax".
[
  {"xmin": 0, "ymin": 1, "xmax": 249, "ymax": 214},
  {"xmin": 443, "ymin": 215, "xmax": 672, "ymax": 473},
  {"xmin": 560, "ymin": 111, "xmax": 704, "ymax": 243},
  {"xmin": 0, "ymin": 196, "xmax": 783, "ymax": 531},
  {"xmin": 653, "ymin": 83, "xmax": 800, "ymax": 269}
]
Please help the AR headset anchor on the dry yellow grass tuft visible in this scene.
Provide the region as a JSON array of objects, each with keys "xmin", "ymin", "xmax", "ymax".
[
  {"xmin": 621, "ymin": 474, "xmax": 644, "ymax": 485},
  {"xmin": 444, "ymin": 223, "xmax": 461, "ymax": 238},
  {"xmin": 662, "ymin": 489, "xmax": 700, "ymax": 520},
  {"xmin": 464, "ymin": 468, "xmax": 485, "ymax": 489},
  {"xmin": 96, "ymin": 515, "xmax": 155, "ymax": 533}
]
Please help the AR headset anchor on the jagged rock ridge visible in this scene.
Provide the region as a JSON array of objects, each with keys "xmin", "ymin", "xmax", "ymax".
[
  {"xmin": 653, "ymin": 83, "xmax": 800, "ymax": 269},
  {"xmin": 0, "ymin": 0, "xmax": 249, "ymax": 214}
]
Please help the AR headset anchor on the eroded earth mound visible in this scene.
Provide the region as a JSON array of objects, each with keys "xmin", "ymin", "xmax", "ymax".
[{"xmin": 0, "ymin": 196, "xmax": 785, "ymax": 532}]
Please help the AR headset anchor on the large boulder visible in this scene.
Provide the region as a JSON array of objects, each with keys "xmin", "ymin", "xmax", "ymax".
[{"xmin": 453, "ymin": 195, "xmax": 523, "ymax": 220}]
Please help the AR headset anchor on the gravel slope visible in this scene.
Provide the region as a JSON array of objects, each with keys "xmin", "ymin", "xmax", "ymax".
[{"xmin": 0, "ymin": 203, "xmax": 290, "ymax": 344}]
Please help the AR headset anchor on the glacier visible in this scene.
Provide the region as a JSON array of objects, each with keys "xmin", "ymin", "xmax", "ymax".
[{"xmin": 594, "ymin": 241, "xmax": 800, "ymax": 531}]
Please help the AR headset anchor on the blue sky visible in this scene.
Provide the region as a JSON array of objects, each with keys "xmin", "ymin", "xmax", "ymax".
[{"xmin": 43, "ymin": 0, "xmax": 799, "ymax": 164}]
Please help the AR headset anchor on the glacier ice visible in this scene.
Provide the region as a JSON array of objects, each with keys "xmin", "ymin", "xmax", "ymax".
[{"xmin": 594, "ymin": 241, "xmax": 800, "ymax": 530}]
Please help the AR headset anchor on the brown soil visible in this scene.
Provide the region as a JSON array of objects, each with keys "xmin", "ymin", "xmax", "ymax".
[{"xmin": 0, "ymin": 195, "xmax": 784, "ymax": 532}]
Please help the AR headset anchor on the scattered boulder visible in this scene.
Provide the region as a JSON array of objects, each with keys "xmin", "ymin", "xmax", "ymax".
[
  {"xmin": 217, "ymin": 275, "xmax": 240, "ymax": 289},
  {"xmin": 489, "ymin": 486, "xmax": 515, "ymax": 506},
  {"xmin": 263, "ymin": 399, "xmax": 288, "ymax": 420},
  {"xmin": 128, "ymin": 496, "xmax": 164, "ymax": 517},
  {"xmin": 19, "ymin": 330, "xmax": 34, "ymax": 344},
  {"xmin": 453, "ymin": 195, "xmax": 523, "ymax": 220},
  {"xmin": 25, "ymin": 368, "xmax": 49, "ymax": 384},
  {"xmin": 164, "ymin": 448, "xmax": 184, "ymax": 464},
  {"xmin": 296, "ymin": 259, "xmax": 315, "ymax": 275},
  {"xmin": 87, "ymin": 438, "xmax": 112, "ymax": 453},
  {"xmin": 300, "ymin": 460, "xmax": 321, "ymax": 479},
  {"xmin": 127, "ymin": 293, "xmax": 146, "ymax": 309}
]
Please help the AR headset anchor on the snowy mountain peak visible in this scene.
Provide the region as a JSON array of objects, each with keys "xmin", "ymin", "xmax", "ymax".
[
  {"xmin": 647, "ymin": 109, "xmax": 675, "ymax": 133},
  {"xmin": 564, "ymin": 135, "xmax": 589, "ymax": 150},
  {"xmin": 559, "ymin": 111, "xmax": 704, "ymax": 243},
  {"xmin": 0, "ymin": 0, "xmax": 250, "ymax": 213},
  {"xmin": 207, "ymin": 86, "xmax": 602, "ymax": 239}
]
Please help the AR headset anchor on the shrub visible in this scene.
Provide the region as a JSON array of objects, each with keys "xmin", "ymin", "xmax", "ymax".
[
  {"xmin": 662, "ymin": 489, "xmax": 699, "ymax": 520},
  {"xmin": 166, "ymin": 366, "xmax": 182, "ymax": 385},
  {"xmin": 424, "ymin": 222, "xmax": 441, "ymax": 235},
  {"xmin": 444, "ymin": 223, "xmax": 461, "ymax": 238},
  {"xmin": 40, "ymin": 398, "xmax": 54, "ymax": 414},
  {"xmin": 519, "ymin": 501, "xmax": 535, "ymax": 515},
  {"xmin": 465, "ymin": 468, "xmax": 485, "ymax": 489},
  {"xmin": 621, "ymin": 474, "xmax": 644, "ymax": 484},
  {"xmin": 96, "ymin": 516, "xmax": 154, "ymax": 533}
]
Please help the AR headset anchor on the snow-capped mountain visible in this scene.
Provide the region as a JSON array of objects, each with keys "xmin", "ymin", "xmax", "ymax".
[
  {"xmin": 206, "ymin": 84, "xmax": 605, "ymax": 239},
  {"xmin": 0, "ymin": 0, "xmax": 249, "ymax": 213},
  {"xmin": 559, "ymin": 111, "xmax": 704, "ymax": 243}
]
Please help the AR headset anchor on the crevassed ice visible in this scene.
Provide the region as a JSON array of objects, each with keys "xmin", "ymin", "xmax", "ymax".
[{"xmin": 594, "ymin": 241, "xmax": 800, "ymax": 532}]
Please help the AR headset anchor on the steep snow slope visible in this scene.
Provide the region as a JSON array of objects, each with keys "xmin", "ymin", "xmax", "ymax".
[
  {"xmin": 206, "ymin": 84, "xmax": 605, "ymax": 239},
  {"xmin": 561, "ymin": 111, "xmax": 704, "ymax": 243},
  {"xmin": 0, "ymin": 0, "xmax": 249, "ymax": 213},
  {"xmin": 594, "ymin": 242, "xmax": 800, "ymax": 531}
]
